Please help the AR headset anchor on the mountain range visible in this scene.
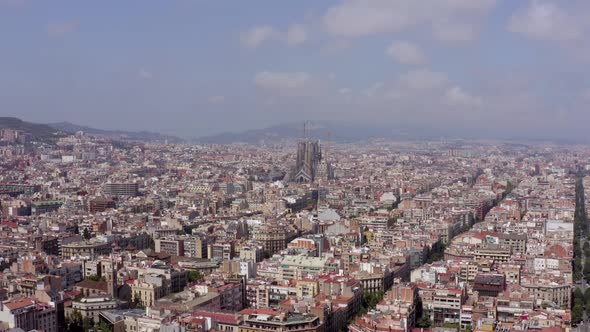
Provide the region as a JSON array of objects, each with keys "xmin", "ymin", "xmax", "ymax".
[
  {"xmin": 1, "ymin": 117, "xmax": 579, "ymax": 146},
  {"xmin": 0, "ymin": 117, "xmax": 183, "ymax": 144},
  {"xmin": 193, "ymin": 121, "xmax": 440, "ymax": 144},
  {"xmin": 193, "ymin": 121, "xmax": 588, "ymax": 145},
  {"xmin": 47, "ymin": 122, "xmax": 183, "ymax": 143}
]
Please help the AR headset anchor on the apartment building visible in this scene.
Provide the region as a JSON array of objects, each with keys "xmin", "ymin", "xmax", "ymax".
[
  {"xmin": 104, "ymin": 183, "xmax": 139, "ymax": 196},
  {"xmin": 0, "ymin": 298, "xmax": 57, "ymax": 332}
]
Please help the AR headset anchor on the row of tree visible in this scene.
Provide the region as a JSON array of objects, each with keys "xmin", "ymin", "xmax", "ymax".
[
  {"xmin": 573, "ymin": 177, "xmax": 587, "ymax": 282},
  {"xmin": 572, "ymin": 288, "xmax": 590, "ymax": 324},
  {"xmin": 572, "ymin": 176, "xmax": 588, "ymax": 325},
  {"xmin": 66, "ymin": 309, "xmax": 111, "ymax": 332}
]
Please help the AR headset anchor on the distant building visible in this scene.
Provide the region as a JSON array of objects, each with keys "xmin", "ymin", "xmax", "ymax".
[
  {"xmin": 155, "ymin": 238, "xmax": 184, "ymax": 256},
  {"xmin": 0, "ymin": 183, "xmax": 41, "ymax": 196},
  {"xmin": 67, "ymin": 296, "xmax": 119, "ymax": 324},
  {"xmin": 104, "ymin": 183, "xmax": 139, "ymax": 196},
  {"xmin": 89, "ymin": 198, "xmax": 117, "ymax": 213},
  {"xmin": 31, "ymin": 200, "xmax": 63, "ymax": 215},
  {"xmin": 473, "ymin": 274, "xmax": 506, "ymax": 297},
  {"xmin": 238, "ymin": 308, "xmax": 324, "ymax": 332},
  {"xmin": 61, "ymin": 240, "xmax": 112, "ymax": 259}
]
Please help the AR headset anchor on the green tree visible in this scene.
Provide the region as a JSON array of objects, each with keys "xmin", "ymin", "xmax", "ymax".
[
  {"xmin": 97, "ymin": 321, "xmax": 112, "ymax": 332},
  {"xmin": 85, "ymin": 274, "xmax": 101, "ymax": 282},
  {"xmin": 572, "ymin": 303, "xmax": 584, "ymax": 325},
  {"xmin": 417, "ymin": 315, "xmax": 432, "ymax": 328},
  {"xmin": 187, "ymin": 270, "xmax": 204, "ymax": 283},
  {"xmin": 132, "ymin": 293, "xmax": 145, "ymax": 309},
  {"xmin": 505, "ymin": 180, "xmax": 515, "ymax": 196},
  {"xmin": 66, "ymin": 310, "xmax": 83, "ymax": 332},
  {"xmin": 148, "ymin": 236, "xmax": 155, "ymax": 250},
  {"xmin": 584, "ymin": 258, "xmax": 590, "ymax": 279},
  {"xmin": 426, "ymin": 242, "xmax": 446, "ymax": 263},
  {"xmin": 442, "ymin": 322, "xmax": 459, "ymax": 330},
  {"xmin": 83, "ymin": 227, "xmax": 91, "ymax": 240},
  {"xmin": 359, "ymin": 291, "xmax": 385, "ymax": 316},
  {"xmin": 82, "ymin": 317, "xmax": 94, "ymax": 332}
]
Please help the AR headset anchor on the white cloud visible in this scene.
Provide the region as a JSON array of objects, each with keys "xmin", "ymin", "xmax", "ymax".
[
  {"xmin": 240, "ymin": 25, "xmax": 279, "ymax": 49},
  {"xmin": 323, "ymin": 0, "xmax": 495, "ymax": 42},
  {"xmin": 138, "ymin": 68, "xmax": 153, "ymax": 80},
  {"xmin": 241, "ymin": 24, "xmax": 309, "ymax": 48},
  {"xmin": 208, "ymin": 95, "xmax": 225, "ymax": 104},
  {"xmin": 324, "ymin": 0, "xmax": 413, "ymax": 37},
  {"xmin": 508, "ymin": 0, "xmax": 583, "ymax": 41},
  {"xmin": 386, "ymin": 41, "xmax": 427, "ymax": 65},
  {"xmin": 253, "ymin": 71, "xmax": 312, "ymax": 95},
  {"xmin": 444, "ymin": 86, "xmax": 482, "ymax": 107},
  {"xmin": 361, "ymin": 69, "xmax": 483, "ymax": 111},
  {"xmin": 399, "ymin": 68, "xmax": 448, "ymax": 90},
  {"xmin": 286, "ymin": 24, "xmax": 307, "ymax": 46},
  {"xmin": 47, "ymin": 19, "xmax": 80, "ymax": 36}
]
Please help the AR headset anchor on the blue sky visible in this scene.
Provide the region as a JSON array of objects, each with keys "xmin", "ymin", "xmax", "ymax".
[{"xmin": 2, "ymin": 0, "xmax": 590, "ymax": 140}]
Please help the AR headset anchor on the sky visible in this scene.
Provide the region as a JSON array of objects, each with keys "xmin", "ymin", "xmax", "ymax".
[{"xmin": 1, "ymin": 0, "xmax": 590, "ymax": 140}]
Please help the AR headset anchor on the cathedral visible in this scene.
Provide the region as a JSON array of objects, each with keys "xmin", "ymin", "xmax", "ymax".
[{"xmin": 290, "ymin": 139, "xmax": 333, "ymax": 183}]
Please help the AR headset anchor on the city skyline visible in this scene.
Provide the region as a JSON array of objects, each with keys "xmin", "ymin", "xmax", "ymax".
[
  {"xmin": 2, "ymin": 2, "xmax": 590, "ymax": 330},
  {"xmin": 2, "ymin": 0, "xmax": 590, "ymax": 140}
]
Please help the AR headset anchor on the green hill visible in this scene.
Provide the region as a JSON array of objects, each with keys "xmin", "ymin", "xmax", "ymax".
[{"xmin": 0, "ymin": 117, "xmax": 63, "ymax": 143}]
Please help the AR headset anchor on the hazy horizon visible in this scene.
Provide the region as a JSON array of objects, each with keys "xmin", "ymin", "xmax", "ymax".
[{"xmin": 3, "ymin": 0, "xmax": 590, "ymax": 141}]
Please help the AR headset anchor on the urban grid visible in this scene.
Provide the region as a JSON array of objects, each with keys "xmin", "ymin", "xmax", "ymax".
[
  {"xmin": 0, "ymin": 1, "xmax": 587, "ymax": 332},
  {"xmin": 0, "ymin": 128, "xmax": 585, "ymax": 332}
]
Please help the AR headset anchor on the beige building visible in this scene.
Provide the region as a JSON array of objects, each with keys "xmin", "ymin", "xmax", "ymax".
[
  {"xmin": 240, "ymin": 246, "xmax": 263, "ymax": 263},
  {"xmin": 183, "ymin": 237, "xmax": 208, "ymax": 258},
  {"xmin": 67, "ymin": 296, "xmax": 118, "ymax": 323},
  {"xmin": 296, "ymin": 279, "xmax": 319, "ymax": 298},
  {"xmin": 521, "ymin": 280, "xmax": 571, "ymax": 309},
  {"xmin": 155, "ymin": 238, "xmax": 184, "ymax": 256},
  {"xmin": 238, "ymin": 309, "xmax": 324, "ymax": 332},
  {"xmin": 473, "ymin": 245, "xmax": 511, "ymax": 263},
  {"xmin": 99, "ymin": 308, "xmax": 164, "ymax": 332},
  {"xmin": 498, "ymin": 233, "xmax": 527, "ymax": 254},
  {"xmin": 131, "ymin": 280, "xmax": 164, "ymax": 307},
  {"xmin": 61, "ymin": 240, "xmax": 112, "ymax": 259}
]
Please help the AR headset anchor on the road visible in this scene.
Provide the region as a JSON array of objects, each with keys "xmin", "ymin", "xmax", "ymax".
[{"xmin": 574, "ymin": 177, "xmax": 588, "ymax": 328}]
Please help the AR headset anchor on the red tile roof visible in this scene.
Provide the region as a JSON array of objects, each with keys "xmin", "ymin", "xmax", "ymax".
[{"xmin": 4, "ymin": 298, "xmax": 35, "ymax": 310}]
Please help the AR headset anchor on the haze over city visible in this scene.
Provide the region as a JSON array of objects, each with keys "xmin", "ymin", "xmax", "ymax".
[
  {"xmin": 3, "ymin": 1, "xmax": 590, "ymax": 332},
  {"xmin": 2, "ymin": 0, "xmax": 590, "ymax": 141}
]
